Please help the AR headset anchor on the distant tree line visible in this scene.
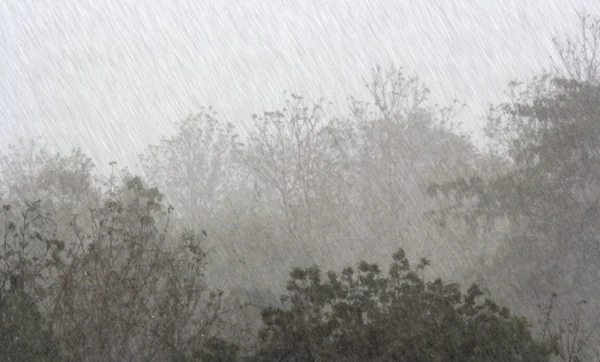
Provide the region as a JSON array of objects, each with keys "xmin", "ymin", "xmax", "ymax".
[{"xmin": 2, "ymin": 12, "xmax": 600, "ymax": 362}]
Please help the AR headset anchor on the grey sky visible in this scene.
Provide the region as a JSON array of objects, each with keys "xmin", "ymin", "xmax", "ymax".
[{"xmin": 1, "ymin": 0, "xmax": 599, "ymax": 175}]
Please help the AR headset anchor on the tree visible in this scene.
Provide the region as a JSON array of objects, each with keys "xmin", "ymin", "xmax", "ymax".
[
  {"xmin": 238, "ymin": 92, "xmax": 357, "ymax": 269},
  {"xmin": 139, "ymin": 108, "xmax": 240, "ymax": 232},
  {"xmin": 551, "ymin": 13, "xmax": 600, "ymax": 85},
  {"xmin": 347, "ymin": 66, "xmax": 491, "ymax": 277},
  {"xmin": 2, "ymin": 157, "xmax": 236, "ymax": 361},
  {"xmin": 138, "ymin": 109, "xmax": 289, "ymax": 349},
  {"xmin": 0, "ymin": 199, "xmax": 67, "ymax": 361},
  {"xmin": 46, "ymin": 169, "xmax": 232, "ymax": 361},
  {"xmin": 427, "ymin": 14, "xmax": 600, "ymax": 359},
  {"xmin": 0, "ymin": 139, "xmax": 102, "ymax": 248},
  {"xmin": 251, "ymin": 248, "xmax": 552, "ymax": 362},
  {"xmin": 0, "ymin": 273, "xmax": 57, "ymax": 361},
  {"xmin": 138, "ymin": 108, "xmax": 267, "ymax": 288}
]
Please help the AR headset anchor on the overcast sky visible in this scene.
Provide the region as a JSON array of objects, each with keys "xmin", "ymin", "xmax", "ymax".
[{"xmin": 1, "ymin": 0, "xmax": 599, "ymax": 175}]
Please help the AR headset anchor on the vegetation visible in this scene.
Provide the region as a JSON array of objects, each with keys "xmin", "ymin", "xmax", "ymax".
[
  {"xmin": 252, "ymin": 252, "xmax": 551, "ymax": 361},
  {"xmin": 428, "ymin": 13, "xmax": 600, "ymax": 361},
  {"xmin": 2, "ymin": 12, "xmax": 600, "ymax": 362}
]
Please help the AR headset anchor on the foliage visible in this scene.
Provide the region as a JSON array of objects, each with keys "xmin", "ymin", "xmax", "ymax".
[
  {"xmin": 239, "ymin": 92, "xmax": 356, "ymax": 247},
  {"xmin": 0, "ymin": 140, "xmax": 102, "ymax": 251},
  {"xmin": 251, "ymin": 249, "xmax": 552, "ymax": 362},
  {"xmin": 0, "ymin": 138, "xmax": 100, "ymax": 210},
  {"xmin": 0, "ymin": 274, "xmax": 57, "ymax": 361},
  {"xmin": 138, "ymin": 108, "xmax": 269, "ymax": 304},
  {"xmin": 427, "ymin": 15, "xmax": 600, "ymax": 360},
  {"xmin": 47, "ymin": 170, "xmax": 229, "ymax": 361},
  {"xmin": 139, "ymin": 108, "xmax": 240, "ymax": 230},
  {"xmin": 348, "ymin": 66, "xmax": 488, "ymax": 276},
  {"xmin": 0, "ymin": 162, "xmax": 233, "ymax": 361}
]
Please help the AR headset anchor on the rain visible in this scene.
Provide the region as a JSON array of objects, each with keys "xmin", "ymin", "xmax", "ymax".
[{"xmin": 1, "ymin": 0, "xmax": 600, "ymax": 360}]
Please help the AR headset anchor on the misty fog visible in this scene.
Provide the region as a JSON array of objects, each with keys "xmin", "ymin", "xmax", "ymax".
[{"xmin": 2, "ymin": 1, "xmax": 600, "ymax": 361}]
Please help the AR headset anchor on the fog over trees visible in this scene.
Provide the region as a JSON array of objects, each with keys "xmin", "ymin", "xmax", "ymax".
[{"xmin": 5, "ymin": 8, "xmax": 600, "ymax": 362}]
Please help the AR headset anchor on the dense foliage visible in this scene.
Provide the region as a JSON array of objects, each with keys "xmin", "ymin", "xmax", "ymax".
[{"xmin": 252, "ymin": 251, "xmax": 551, "ymax": 362}]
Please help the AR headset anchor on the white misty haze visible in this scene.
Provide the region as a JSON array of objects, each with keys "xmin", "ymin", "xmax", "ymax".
[
  {"xmin": 1, "ymin": 0, "xmax": 599, "ymax": 175},
  {"xmin": 4, "ymin": 3, "xmax": 600, "ymax": 358}
]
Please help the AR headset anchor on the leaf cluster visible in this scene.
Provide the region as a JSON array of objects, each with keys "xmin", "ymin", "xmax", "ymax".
[{"xmin": 253, "ymin": 249, "xmax": 551, "ymax": 362}]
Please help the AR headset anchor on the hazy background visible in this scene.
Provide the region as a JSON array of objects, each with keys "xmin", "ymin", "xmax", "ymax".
[
  {"xmin": 4, "ymin": 2, "xmax": 600, "ymax": 359},
  {"xmin": 2, "ymin": 0, "xmax": 599, "ymax": 175}
]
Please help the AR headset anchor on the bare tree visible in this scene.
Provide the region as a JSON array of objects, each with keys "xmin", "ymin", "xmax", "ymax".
[{"xmin": 552, "ymin": 13, "xmax": 600, "ymax": 84}]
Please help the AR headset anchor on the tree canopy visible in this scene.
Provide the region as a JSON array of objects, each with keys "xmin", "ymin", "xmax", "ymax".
[
  {"xmin": 427, "ymin": 14, "xmax": 600, "ymax": 360},
  {"xmin": 252, "ymin": 250, "xmax": 551, "ymax": 362}
]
